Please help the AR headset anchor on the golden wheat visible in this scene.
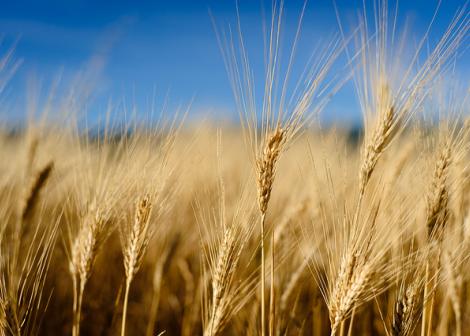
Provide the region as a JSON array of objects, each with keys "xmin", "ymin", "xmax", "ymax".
[{"xmin": 0, "ymin": 1, "xmax": 468, "ymax": 336}]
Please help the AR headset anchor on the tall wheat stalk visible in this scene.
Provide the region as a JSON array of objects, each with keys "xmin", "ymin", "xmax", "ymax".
[
  {"xmin": 69, "ymin": 204, "xmax": 110, "ymax": 336},
  {"xmin": 120, "ymin": 194, "xmax": 153, "ymax": 336},
  {"xmin": 215, "ymin": 0, "xmax": 343, "ymax": 332},
  {"xmin": 201, "ymin": 143, "xmax": 255, "ymax": 336},
  {"xmin": 421, "ymin": 140, "xmax": 451, "ymax": 336},
  {"xmin": 257, "ymin": 127, "xmax": 286, "ymax": 336}
]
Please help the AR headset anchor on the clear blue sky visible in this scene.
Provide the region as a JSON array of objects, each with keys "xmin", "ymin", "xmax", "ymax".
[{"xmin": 0, "ymin": 0, "xmax": 468, "ymax": 125}]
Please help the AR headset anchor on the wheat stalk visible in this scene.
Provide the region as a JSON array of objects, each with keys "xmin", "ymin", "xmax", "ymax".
[
  {"xmin": 392, "ymin": 281, "xmax": 421, "ymax": 336},
  {"xmin": 10, "ymin": 160, "xmax": 54, "ymax": 278},
  {"xmin": 69, "ymin": 204, "xmax": 110, "ymax": 336},
  {"xmin": 421, "ymin": 140, "xmax": 451, "ymax": 336},
  {"xmin": 120, "ymin": 194, "xmax": 153, "ymax": 336},
  {"xmin": 257, "ymin": 127, "xmax": 286, "ymax": 216},
  {"xmin": 444, "ymin": 251, "xmax": 462, "ymax": 336},
  {"xmin": 203, "ymin": 196, "xmax": 252, "ymax": 336},
  {"xmin": 359, "ymin": 82, "xmax": 395, "ymax": 195},
  {"xmin": 21, "ymin": 162, "xmax": 54, "ymax": 224},
  {"xmin": 218, "ymin": 1, "xmax": 344, "ymax": 332},
  {"xmin": 425, "ymin": 142, "xmax": 451, "ymax": 241},
  {"xmin": 329, "ymin": 252, "xmax": 373, "ymax": 336},
  {"xmin": 256, "ymin": 126, "xmax": 286, "ymax": 336},
  {"xmin": 205, "ymin": 224, "xmax": 238, "ymax": 336}
]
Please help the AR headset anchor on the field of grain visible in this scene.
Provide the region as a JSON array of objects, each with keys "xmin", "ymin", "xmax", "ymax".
[{"xmin": 0, "ymin": 1, "xmax": 469, "ymax": 336}]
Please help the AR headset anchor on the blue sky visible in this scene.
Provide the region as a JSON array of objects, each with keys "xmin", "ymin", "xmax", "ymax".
[{"xmin": 0, "ymin": 0, "xmax": 468, "ymax": 126}]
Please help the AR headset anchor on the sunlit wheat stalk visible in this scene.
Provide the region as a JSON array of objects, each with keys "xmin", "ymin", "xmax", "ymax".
[
  {"xmin": 421, "ymin": 140, "xmax": 451, "ymax": 336},
  {"xmin": 120, "ymin": 194, "xmax": 153, "ymax": 336},
  {"xmin": 69, "ymin": 205, "xmax": 109, "ymax": 336},
  {"xmin": 256, "ymin": 127, "xmax": 286, "ymax": 336}
]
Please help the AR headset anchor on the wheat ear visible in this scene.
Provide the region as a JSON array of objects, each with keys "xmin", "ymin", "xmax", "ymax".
[
  {"xmin": 256, "ymin": 127, "xmax": 286, "ymax": 336},
  {"xmin": 421, "ymin": 141, "xmax": 451, "ymax": 336},
  {"xmin": 69, "ymin": 206, "xmax": 109, "ymax": 336},
  {"xmin": 21, "ymin": 161, "xmax": 54, "ymax": 223},
  {"xmin": 12, "ymin": 161, "xmax": 53, "ymax": 270},
  {"xmin": 392, "ymin": 277, "xmax": 422, "ymax": 336},
  {"xmin": 359, "ymin": 83, "xmax": 394, "ymax": 195},
  {"xmin": 329, "ymin": 253, "xmax": 372, "ymax": 336},
  {"xmin": 120, "ymin": 194, "xmax": 153, "ymax": 336},
  {"xmin": 205, "ymin": 225, "xmax": 237, "ymax": 336}
]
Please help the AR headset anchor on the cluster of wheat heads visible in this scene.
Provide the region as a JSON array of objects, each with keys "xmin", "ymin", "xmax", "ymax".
[{"xmin": 0, "ymin": 1, "xmax": 470, "ymax": 336}]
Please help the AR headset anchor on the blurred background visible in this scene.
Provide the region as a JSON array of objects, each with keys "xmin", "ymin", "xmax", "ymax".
[{"xmin": 0, "ymin": 0, "xmax": 468, "ymax": 126}]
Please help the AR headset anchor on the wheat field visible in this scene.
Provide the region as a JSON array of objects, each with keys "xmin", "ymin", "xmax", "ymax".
[{"xmin": 0, "ymin": 1, "xmax": 470, "ymax": 336}]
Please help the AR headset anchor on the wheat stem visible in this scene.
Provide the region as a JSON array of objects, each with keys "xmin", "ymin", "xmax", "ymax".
[
  {"xmin": 421, "ymin": 260, "xmax": 430, "ymax": 336},
  {"xmin": 339, "ymin": 321, "xmax": 345, "ymax": 336},
  {"xmin": 72, "ymin": 280, "xmax": 85, "ymax": 336},
  {"xmin": 347, "ymin": 307, "xmax": 356, "ymax": 336},
  {"xmin": 456, "ymin": 314, "xmax": 462, "ymax": 336},
  {"xmin": 426, "ymin": 249, "xmax": 441, "ymax": 336},
  {"xmin": 269, "ymin": 227, "xmax": 275, "ymax": 336},
  {"xmin": 121, "ymin": 279, "xmax": 132, "ymax": 336},
  {"xmin": 260, "ymin": 212, "xmax": 266, "ymax": 336},
  {"xmin": 426, "ymin": 285, "xmax": 435, "ymax": 336},
  {"xmin": 72, "ymin": 276, "xmax": 78, "ymax": 336}
]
